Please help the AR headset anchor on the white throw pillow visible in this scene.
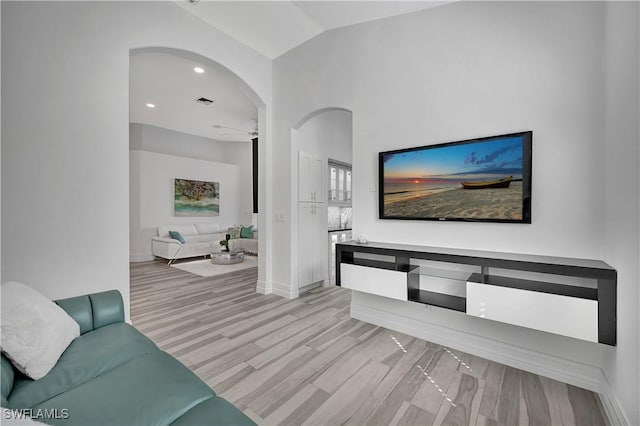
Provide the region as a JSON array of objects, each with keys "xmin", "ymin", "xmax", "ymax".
[{"xmin": 0, "ymin": 282, "xmax": 80, "ymax": 380}]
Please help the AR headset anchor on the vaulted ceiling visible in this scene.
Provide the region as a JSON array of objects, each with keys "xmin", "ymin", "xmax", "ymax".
[
  {"xmin": 130, "ymin": 1, "xmax": 450, "ymax": 142},
  {"xmin": 176, "ymin": 1, "xmax": 449, "ymax": 59}
]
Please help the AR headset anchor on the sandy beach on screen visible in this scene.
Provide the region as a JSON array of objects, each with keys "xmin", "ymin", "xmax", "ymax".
[{"xmin": 384, "ymin": 181, "xmax": 524, "ymax": 220}]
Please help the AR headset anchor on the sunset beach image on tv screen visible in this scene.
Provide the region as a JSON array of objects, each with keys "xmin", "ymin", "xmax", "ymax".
[{"xmin": 380, "ymin": 133, "xmax": 531, "ymax": 222}]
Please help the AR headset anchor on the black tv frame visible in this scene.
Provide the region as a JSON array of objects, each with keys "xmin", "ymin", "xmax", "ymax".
[{"xmin": 378, "ymin": 131, "xmax": 532, "ymax": 224}]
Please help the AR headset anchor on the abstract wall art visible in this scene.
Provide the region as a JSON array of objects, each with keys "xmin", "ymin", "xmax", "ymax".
[{"xmin": 174, "ymin": 178, "xmax": 220, "ymax": 217}]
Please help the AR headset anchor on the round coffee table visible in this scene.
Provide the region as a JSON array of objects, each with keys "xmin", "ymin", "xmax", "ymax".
[{"xmin": 211, "ymin": 249, "xmax": 245, "ymax": 265}]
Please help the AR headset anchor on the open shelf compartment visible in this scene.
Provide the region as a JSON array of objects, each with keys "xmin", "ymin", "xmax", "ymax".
[{"xmin": 408, "ymin": 288, "xmax": 466, "ymax": 312}]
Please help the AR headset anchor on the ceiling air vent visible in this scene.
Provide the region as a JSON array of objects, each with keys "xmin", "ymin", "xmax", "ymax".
[{"xmin": 195, "ymin": 97, "xmax": 214, "ymax": 106}]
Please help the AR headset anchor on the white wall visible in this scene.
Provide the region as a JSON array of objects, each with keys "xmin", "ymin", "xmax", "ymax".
[
  {"xmin": 129, "ymin": 123, "xmax": 253, "ymax": 261},
  {"xmin": 273, "ymin": 1, "xmax": 637, "ymax": 421},
  {"xmin": 1, "ymin": 1, "xmax": 271, "ymax": 320},
  {"xmin": 0, "ymin": 2, "xmax": 2, "ymax": 284},
  {"xmin": 277, "ymin": 1, "xmax": 607, "ymax": 261},
  {"xmin": 0, "ymin": 2, "xmax": 2, "ymax": 286},
  {"xmin": 130, "ymin": 150, "xmax": 240, "ymax": 261},
  {"xmin": 274, "ymin": 1, "xmax": 608, "ymax": 285},
  {"xmin": 602, "ymin": 2, "xmax": 640, "ymax": 425},
  {"xmin": 274, "ymin": 2, "xmax": 607, "ymax": 289}
]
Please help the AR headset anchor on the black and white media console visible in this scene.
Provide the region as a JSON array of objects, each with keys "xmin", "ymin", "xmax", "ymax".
[{"xmin": 336, "ymin": 241, "xmax": 617, "ymax": 345}]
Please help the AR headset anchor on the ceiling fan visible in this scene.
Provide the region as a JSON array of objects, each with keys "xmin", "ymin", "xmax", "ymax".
[{"xmin": 212, "ymin": 124, "xmax": 258, "ymax": 140}]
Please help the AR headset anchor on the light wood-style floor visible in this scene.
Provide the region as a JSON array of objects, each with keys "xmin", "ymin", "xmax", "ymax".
[{"xmin": 130, "ymin": 260, "xmax": 609, "ymax": 426}]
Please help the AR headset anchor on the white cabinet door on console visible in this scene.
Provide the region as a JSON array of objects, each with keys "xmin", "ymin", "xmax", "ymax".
[
  {"xmin": 466, "ymin": 281, "xmax": 598, "ymax": 342},
  {"xmin": 341, "ymin": 263, "xmax": 408, "ymax": 301}
]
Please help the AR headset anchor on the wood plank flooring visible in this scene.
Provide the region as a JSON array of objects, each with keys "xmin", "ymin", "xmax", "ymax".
[{"xmin": 130, "ymin": 260, "xmax": 609, "ymax": 426}]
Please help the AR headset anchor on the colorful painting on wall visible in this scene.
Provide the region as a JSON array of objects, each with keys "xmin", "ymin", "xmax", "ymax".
[{"xmin": 174, "ymin": 178, "xmax": 220, "ymax": 217}]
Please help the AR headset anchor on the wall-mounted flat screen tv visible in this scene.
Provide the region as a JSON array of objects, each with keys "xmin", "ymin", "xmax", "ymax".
[{"xmin": 379, "ymin": 131, "xmax": 532, "ymax": 223}]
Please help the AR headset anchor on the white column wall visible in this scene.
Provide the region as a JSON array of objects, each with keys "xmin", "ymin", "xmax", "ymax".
[{"xmin": 1, "ymin": 1, "xmax": 271, "ymax": 320}]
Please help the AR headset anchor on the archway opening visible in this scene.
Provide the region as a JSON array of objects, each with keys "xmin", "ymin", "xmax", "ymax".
[
  {"xmin": 291, "ymin": 108, "xmax": 353, "ymax": 295},
  {"xmin": 128, "ymin": 47, "xmax": 266, "ymax": 293}
]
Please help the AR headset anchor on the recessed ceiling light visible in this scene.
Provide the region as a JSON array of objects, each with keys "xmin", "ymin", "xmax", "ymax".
[
  {"xmin": 194, "ymin": 67, "xmax": 204, "ymax": 74},
  {"xmin": 146, "ymin": 103, "xmax": 156, "ymax": 108}
]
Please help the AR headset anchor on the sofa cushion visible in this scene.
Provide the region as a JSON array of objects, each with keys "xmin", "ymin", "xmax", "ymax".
[
  {"xmin": 8, "ymin": 323, "xmax": 158, "ymax": 409},
  {"xmin": 170, "ymin": 396, "xmax": 255, "ymax": 426},
  {"xmin": 158, "ymin": 225, "xmax": 198, "ymax": 238},
  {"xmin": 195, "ymin": 223, "xmax": 220, "ymax": 235},
  {"xmin": 31, "ymin": 351, "xmax": 215, "ymax": 426},
  {"xmin": 1, "ymin": 282, "xmax": 80, "ymax": 380}
]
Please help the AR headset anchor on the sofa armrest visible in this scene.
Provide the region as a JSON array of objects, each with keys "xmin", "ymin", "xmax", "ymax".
[
  {"xmin": 152, "ymin": 236, "xmax": 183, "ymax": 245},
  {"xmin": 55, "ymin": 290, "xmax": 124, "ymax": 334},
  {"xmin": 228, "ymin": 238, "xmax": 258, "ymax": 254}
]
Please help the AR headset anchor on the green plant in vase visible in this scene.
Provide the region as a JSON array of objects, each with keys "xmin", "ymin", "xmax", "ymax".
[{"xmin": 219, "ymin": 239, "xmax": 229, "ymax": 252}]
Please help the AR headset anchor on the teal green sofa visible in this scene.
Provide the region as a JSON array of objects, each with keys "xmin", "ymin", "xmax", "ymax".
[{"xmin": 1, "ymin": 290, "xmax": 255, "ymax": 426}]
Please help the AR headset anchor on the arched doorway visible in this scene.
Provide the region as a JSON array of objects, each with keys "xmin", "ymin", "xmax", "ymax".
[
  {"xmin": 128, "ymin": 47, "xmax": 268, "ymax": 293},
  {"xmin": 290, "ymin": 108, "xmax": 353, "ymax": 295}
]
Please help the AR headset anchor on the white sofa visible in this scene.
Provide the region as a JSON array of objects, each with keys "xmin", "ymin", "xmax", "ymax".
[
  {"xmin": 228, "ymin": 229, "xmax": 258, "ymax": 254},
  {"xmin": 152, "ymin": 224, "xmax": 225, "ymax": 263},
  {"xmin": 151, "ymin": 224, "xmax": 258, "ymax": 263}
]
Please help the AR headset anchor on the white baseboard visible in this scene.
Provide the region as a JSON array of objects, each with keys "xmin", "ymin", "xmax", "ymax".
[
  {"xmin": 598, "ymin": 372, "xmax": 630, "ymax": 426},
  {"xmin": 351, "ymin": 300, "xmax": 602, "ymax": 392},
  {"xmin": 256, "ymin": 280, "xmax": 300, "ymax": 299},
  {"xmin": 256, "ymin": 279, "xmax": 271, "ymax": 294},
  {"xmin": 130, "ymin": 253, "xmax": 155, "ymax": 262},
  {"xmin": 299, "ymin": 281, "xmax": 323, "ymax": 294},
  {"xmin": 272, "ymin": 280, "xmax": 299, "ymax": 299}
]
